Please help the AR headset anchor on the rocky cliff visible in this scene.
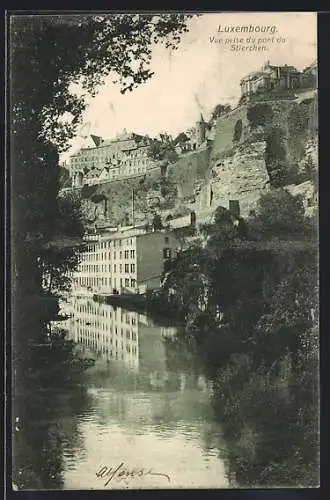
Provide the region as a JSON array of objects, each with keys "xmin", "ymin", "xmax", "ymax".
[
  {"xmin": 196, "ymin": 91, "xmax": 318, "ymax": 218},
  {"xmin": 68, "ymin": 91, "xmax": 317, "ymax": 228}
]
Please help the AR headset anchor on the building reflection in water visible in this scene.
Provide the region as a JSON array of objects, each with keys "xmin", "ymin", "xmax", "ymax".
[
  {"xmin": 69, "ymin": 295, "xmax": 193, "ymax": 391},
  {"xmin": 62, "ymin": 295, "xmax": 229, "ymax": 489}
]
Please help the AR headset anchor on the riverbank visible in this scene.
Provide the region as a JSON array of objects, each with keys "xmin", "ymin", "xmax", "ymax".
[{"xmin": 92, "ymin": 291, "xmax": 183, "ymax": 326}]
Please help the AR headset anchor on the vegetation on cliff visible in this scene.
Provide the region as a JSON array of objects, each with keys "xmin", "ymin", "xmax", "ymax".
[{"xmin": 161, "ymin": 189, "xmax": 319, "ymax": 487}]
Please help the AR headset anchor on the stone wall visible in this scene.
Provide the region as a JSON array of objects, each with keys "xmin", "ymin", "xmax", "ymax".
[
  {"xmin": 167, "ymin": 147, "xmax": 211, "ymax": 200},
  {"xmin": 198, "ymin": 141, "xmax": 270, "ymax": 218},
  {"xmin": 210, "ymin": 105, "xmax": 249, "ymax": 161}
]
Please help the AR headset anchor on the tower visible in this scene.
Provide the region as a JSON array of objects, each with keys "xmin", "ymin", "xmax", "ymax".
[{"xmin": 196, "ymin": 113, "xmax": 207, "ymax": 147}]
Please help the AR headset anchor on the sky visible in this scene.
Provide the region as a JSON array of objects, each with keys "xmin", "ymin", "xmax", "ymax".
[{"xmin": 60, "ymin": 12, "xmax": 317, "ymax": 164}]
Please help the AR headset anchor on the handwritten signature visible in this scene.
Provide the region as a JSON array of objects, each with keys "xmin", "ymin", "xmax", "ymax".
[{"xmin": 96, "ymin": 463, "xmax": 171, "ymax": 487}]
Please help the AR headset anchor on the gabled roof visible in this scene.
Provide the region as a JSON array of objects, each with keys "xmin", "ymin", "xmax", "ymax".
[{"xmin": 90, "ymin": 135, "xmax": 103, "ymax": 146}]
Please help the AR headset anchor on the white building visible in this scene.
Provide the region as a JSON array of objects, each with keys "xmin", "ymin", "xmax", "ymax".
[
  {"xmin": 70, "ymin": 131, "xmax": 156, "ymax": 187},
  {"xmin": 72, "ymin": 227, "xmax": 182, "ymax": 295}
]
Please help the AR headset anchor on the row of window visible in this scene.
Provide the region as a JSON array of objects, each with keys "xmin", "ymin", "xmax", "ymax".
[
  {"xmin": 85, "ymin": 235, "xmax": 170, "ymax": 253},
  {"xmin": 78, "ymin": 337, "xmax": 138, "ymax": 358},
  {"xmin": 79, "ymin": 263, "xmax": 136, "ymax": 274},
  {"xmin": 76, "ymin": 325, "xmax": 137, "ymax": 342},
  {"xmin": 81, "ymin": 249, "xmax": 136, "ymax": 261},
  {"xmin": 76, "ymin": 305, "xmax": 137, "ymax": 325},
  {"xmin": 72, "ymin": 149, "xmax": 148, "ymax": 163},
  {"xmin": 76, "ymin": 277, "xmax": 137, "ymax": 289}
]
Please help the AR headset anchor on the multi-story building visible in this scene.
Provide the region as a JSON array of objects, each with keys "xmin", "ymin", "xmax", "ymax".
[
  {"xmin": 240, "ymin": 61, "xmax": 317, "ymax": 99},
  {"xmin": 70, "ymin": 130, "xmax": 156, "ymax": 187},
  {"xmin": 72, "ymin": 227, "xmax": 182, "ymax": 295}
]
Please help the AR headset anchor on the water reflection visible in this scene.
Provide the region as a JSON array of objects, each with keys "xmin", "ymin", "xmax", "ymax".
[{"xmin": 60, "ymin": 295, "xmax": 229, "ymax": 489}]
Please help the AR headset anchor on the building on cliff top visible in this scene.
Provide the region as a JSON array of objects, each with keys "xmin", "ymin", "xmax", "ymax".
[
  {"xmin": 240, "ymin": 61, "xmax": 317, "ymax": 99},
  {"xmin": 69, "ymin": 131, "xmax": 156, "ymax": 188}
]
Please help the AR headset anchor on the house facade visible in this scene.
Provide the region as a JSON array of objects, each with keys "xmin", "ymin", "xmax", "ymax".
[
  {"xmin": 70, "ymin": 131, "xmax": 155, "ymax": 187},
  {"xmin": 72, "ymin": 227, "xmax": 181, "ymax": 295},
  {"xmin": 240, "ymin": 61, "xmax": 317, "ymax": 98}
]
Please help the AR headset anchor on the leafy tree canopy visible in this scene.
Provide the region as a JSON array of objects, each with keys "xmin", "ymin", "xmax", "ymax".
[
  {"xmin": 147, "ymin": 132, "xmax": 179, "ymax": 164},
  {"xmin": 210, "ymin": 103, "xmax": 232, "ymax": 122}
]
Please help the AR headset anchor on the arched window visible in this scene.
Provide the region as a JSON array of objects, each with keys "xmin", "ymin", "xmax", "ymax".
[{"xmin": 233, "ymin": 119, "xmax": 243, "ymax": 142}]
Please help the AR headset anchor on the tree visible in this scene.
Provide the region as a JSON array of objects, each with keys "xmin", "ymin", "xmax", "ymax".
[
  {"xmin": 249, "ymin": 189, "xmax": 306, "ymax": 240},
  {"xmin": 210, "ymin": 103, "xmax": 231, "ymax": 122},
  {"xmin": 147, "ymin": 132, "xmax": 179, "ymax": 164},
  {"xmin": 10, "ymin": 13, "xmax": 194, "ymax": 388},
  {"xmin": 173, "ymin": 132, "xmax": 189, "ymax": 145},
  {"xmin": 265, "ymin": 126, "xmax": 288, "ymax": 187},
  {"xmin": 201, "ymin": 206, "xmax": 238, "ymax": 251},
  {"xmin": 247, "ymin": 103, "xmax": 274, "ymax": 129},
  {"xmin": 11, "ymin": 13, "xmax": 193, "ymax": 293},
  {"xmin": 151, "ymin": 212, "xmax": 163, "ymax": 231},
  {"xmin": 59, "ymin": 166, "xmax": 71, "ymax": 188}
]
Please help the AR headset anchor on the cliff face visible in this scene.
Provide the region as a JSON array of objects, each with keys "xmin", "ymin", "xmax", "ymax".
[
  {"xmin": 197, "ymin": 92, "xmax": 318, "ymax": 218},
  {"xmin": 167, "ymin": 148, "xmax": 211, "ymax": 200},
  {"xmin": 200, "ymin": 141, "xmax": 270, "ymax": 217},
  {"xmin": 73, "ymin": 91, "xmax": 317, "ymax": 228},
  {"xmin": 80, "ymin": 167, "xmax": 163, "ymax": 226}
]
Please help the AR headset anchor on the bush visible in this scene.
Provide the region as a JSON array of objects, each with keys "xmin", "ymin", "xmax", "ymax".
[
  {"xmin": 249, "ymin": 189, "xmax": 305, "ymax": 239},
  {"xmin": 247, "ymin": 103, "xmax": 274, "ymax": 129}
]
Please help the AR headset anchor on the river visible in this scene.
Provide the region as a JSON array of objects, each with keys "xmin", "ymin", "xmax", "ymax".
[
  {"xmin": 17, "ymin": 294, "xmax": 230, "ymax": 489},
  {"xmin": 13, "ymin": 293, "xmax": 318, "ymax": 490}
]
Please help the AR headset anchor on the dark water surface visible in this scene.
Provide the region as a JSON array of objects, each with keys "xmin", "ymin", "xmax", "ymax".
[{"xmin": 14, "ymin": 295, "xmax": 229, "ymax": 489}]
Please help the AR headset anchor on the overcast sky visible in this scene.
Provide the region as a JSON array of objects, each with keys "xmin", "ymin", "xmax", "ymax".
[{"xmin": 60, "ymin": 12, "xmax": 317, "ymax": 164}]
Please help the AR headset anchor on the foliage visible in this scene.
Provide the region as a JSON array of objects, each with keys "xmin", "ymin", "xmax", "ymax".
[
  {"xmin": 247, "ymin": 103, "xmax": 274, "ymax": 129},
  {"xmin": 232, "ymin": 119, "xmax": 243, "ymax": 142},
  {"xmin": 58, "ymin": 166, "xmax": 71, "ymax": 188},
  {"xmin": 11, "ymin": 13, "xmax": 194, "ymax": 401},
  {"xmin": 147, "ymin": 132, "xmax": 179, "ymax": 164},
  {"xmin": 210, "ymin": 103, "xmax": 232, "ymax": 122},
  {"xmin": 264, "ymin": 126, "xmax": 288, "ymax": 187},
  {"xmin": 159, "ymin": 183, "xmax": 318, "ymax": 486},
  {"xmin": 11, "ymin": 12, "xmax": 193, "ymax": 259},
  {"xmin": 159, "ymin": 170, "xmax": 177, "ymax": 198},
  {"xmin": 248, "ymin": 189, "xmax": 306, "ymax": 240},
  {"xmin": 173, "ymin": 132, "xmax": 189, "ymax": 145},
  {"xmin": 151, "ymin": 212, "xmax": 163, "ymax": 231}
]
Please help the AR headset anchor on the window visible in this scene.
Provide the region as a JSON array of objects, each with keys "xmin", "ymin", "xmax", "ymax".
[
  {"xmin": 124, "ymin": 250, "xmax": 129, "ymax": 259},
  {"xmin": 125, "ymin": 264, "xmax": 129, "ymax": 273},
  {"xmin": 114, "ymin": 264, "xmax": 117, "ymax": 273},
  {"xmin": 120, "ymin": 264, "xmax": 122, "ymax": 273},
  {"xmin": 120, "ymin": 251, "xmax": 122, "ymax": 259},
  {"xmin": 130, "ymin": 249, "xmax": 135, "ymax": 258},
  {"xmin": 125, "ymin": 278, "xmax": 130, "ymax": 287},
  {"xmin": 130, "ymin": 264, "xmax": 135, "ymax": 273},
  {"xmin": 165, "ymin": 236, "xmax": 169, "ymax": 244},
  {"xmin": 229, "ymin": 200, "xmax": 240, "ymax": 218},
  {"xmin": 163, "ymin": 248, "xmax": 172, "ymax": 259},
  {"xmin": 131, "ymin": 279, "xmax": 136, "ymax": 288}
]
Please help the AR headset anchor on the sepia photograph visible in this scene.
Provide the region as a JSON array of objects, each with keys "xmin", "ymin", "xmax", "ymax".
[{"xmin": 9, "ymin": 11, "xmax": 319, "ymax": 490}]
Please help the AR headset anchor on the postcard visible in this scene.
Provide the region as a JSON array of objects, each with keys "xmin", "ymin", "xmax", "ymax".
[{"xmin": 9, "ymin": 11, "xmax": 319, "ymax": 490}]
